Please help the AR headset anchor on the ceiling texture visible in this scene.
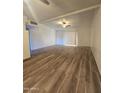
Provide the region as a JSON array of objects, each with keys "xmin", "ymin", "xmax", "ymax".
[
  {"xmin": 24, "ymin": 0, "xmax": 101, "ymax": 30},
  {"xmin": 43, "ymin": 10, "xmax": 94, "ymax": 30}
]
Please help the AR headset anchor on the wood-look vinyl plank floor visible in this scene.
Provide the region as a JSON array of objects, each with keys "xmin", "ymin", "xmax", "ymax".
[{"xmin": 24, "ymin": 45, "xmax": 100, "ymax": 93}]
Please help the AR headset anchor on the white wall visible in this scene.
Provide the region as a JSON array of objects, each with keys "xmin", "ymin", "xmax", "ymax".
[
  {"xmin": 63, "ymin": 31, "xmax": 76, "ymax": 46},
  {"xmin": 77, "ymin": 14, "xmax": 93, "ymax": 46},
  {"xmin": 56, "ymin": 30, "xmax": 77, "ymax": 46},
  {"xmin": 56, "ymin": 30, "xmax": 64, "ymax": 45},
  {"xmin": 55, "ymin": 14, "xmax": 92, "ymax": 46},
  {"xmin": 30, "ymin": 24, "xmax": 56, "ymax": 50},
  {"xmin": 77, "ymin": 26, "xmax": 90, "ymax": 46},
  {"xmin": 23, "ymin": 16, "xmax": 31, "ymax": 59},
  {"xmin": 90, "ymin": 8, "xmax": 101, "ymax": 73}
]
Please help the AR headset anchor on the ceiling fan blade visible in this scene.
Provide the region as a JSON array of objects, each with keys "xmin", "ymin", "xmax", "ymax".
[{"xmin": 40, "ymin": 0, "xmax": 50, "ymax": 5}]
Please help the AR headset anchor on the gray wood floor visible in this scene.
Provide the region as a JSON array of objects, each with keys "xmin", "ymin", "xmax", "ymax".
[{"xmin": 24, "ymin": 45, "xmax": 101, "ymax": 93}]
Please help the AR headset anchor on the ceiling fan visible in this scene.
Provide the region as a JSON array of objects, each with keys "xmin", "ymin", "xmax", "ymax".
[
  {"xmin": 40, "ymin": 0, "xmax": 50, "ymax": 5},
  {"xmin": 58, "ymin": 19, "xmax": 71, "ymax": 28}
]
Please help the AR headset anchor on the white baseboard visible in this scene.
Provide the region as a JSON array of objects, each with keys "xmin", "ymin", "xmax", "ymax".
[{"xmin": 64, "ymin": 44, "xmax": 77, "ymax": 47}]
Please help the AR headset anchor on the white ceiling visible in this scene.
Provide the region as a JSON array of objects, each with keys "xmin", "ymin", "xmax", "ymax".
[
  {"xmin": 43, "ymin": 9, "xmax": 96, "ymax": 30},
  {"xmin": 23, "ymin": 0, "xmax": 100, "ymax": 22},
  {"xmin": 23, "ymin": 2, "xmax": 34, "ymax": 20}
]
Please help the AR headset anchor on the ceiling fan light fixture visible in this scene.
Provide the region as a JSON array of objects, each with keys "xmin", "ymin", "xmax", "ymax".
[
  {"xmin": 62, "ymin": 25, "xmax": 66, "ymax": 28},
  {"xmin": 63, "ymin": 24, "xmax": 71, "ymax": 28},
  {"xmin": 58, "ymin": 21, "xmax": 63, "ymax": 25},
  {"xmin": 40, "ymin": 0, "xmax": 50, "ymax": 5},
  {"xmin": 58, "ymin": 19, "xmax": 71, "ymax": 28}
]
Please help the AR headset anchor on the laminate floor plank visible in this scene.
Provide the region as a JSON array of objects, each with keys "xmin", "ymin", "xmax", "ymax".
[{"xmin": 23, "ymin": 45, "xmax": 100, "ymax": 93}]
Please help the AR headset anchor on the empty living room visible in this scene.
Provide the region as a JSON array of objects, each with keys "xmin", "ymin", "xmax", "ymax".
[
  {"xmin": 2, "ymin": 0, "xmax": 124, "ymax": 93},
  {"xmin": 23, "ymin": 0, "xmax": 101, "ymax": 93}
]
